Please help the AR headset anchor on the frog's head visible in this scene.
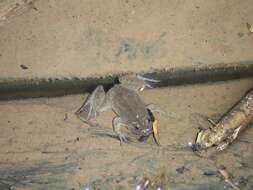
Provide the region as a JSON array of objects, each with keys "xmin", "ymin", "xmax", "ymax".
[{"xmin": 132, "ymin": 116, "xmax": 153, "ymax": 137}]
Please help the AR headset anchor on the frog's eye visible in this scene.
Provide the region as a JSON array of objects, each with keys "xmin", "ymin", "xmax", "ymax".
[{"xmin": 134, "ymin": 123, "xmax": 140, "ymax": 129}]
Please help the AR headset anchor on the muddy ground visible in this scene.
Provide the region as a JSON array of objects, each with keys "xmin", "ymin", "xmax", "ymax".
[
  {"xmin": 0, "ymin": 78, "xmax": 253, "ymax": 190},
  {"xmin": 0, "ymin": 0, "xmax": 253, "ymax": 189}
]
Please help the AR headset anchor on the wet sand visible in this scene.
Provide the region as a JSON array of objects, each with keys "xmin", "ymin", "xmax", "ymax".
[
  {"xmin": 0, "ymin": 1, "xmax": 253, "ymax": 188},
  {"xmin": 0, "ymin": 78, "xmax": 253, "ymax": 189}
]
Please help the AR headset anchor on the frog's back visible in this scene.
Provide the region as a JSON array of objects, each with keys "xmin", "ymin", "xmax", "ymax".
[{"xmin": 107, "ymin": 85, "xmax": 148, "ymax": 122}]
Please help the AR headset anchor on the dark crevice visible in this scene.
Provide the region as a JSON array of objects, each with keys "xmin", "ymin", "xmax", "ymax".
[{"xmin": 0, "ymin": 61, "xmax": 253, "ymax": 100}]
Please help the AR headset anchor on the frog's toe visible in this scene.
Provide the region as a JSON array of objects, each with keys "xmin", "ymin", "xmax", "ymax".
[
  {"xmin": 113, "ymin": 117, "xmax": 129, "ymax": 144},
  {"xmin": 118, "ymin": 134, "xmax": 128, "ymax": 145}
]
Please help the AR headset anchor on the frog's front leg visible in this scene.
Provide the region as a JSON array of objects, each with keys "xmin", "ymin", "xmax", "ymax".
[
  {"xmin": 112, "ymin": 117, "xmax": 129, "ymax": 145},
  {"xmin": 75, "ymin": 85, "xmax": 110, "ymax": 121}
]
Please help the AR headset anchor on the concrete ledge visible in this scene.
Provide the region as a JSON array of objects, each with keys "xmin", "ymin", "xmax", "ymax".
[{"xmin": 1, "ymin": 61, "xmax": 253, "ymax": 100}]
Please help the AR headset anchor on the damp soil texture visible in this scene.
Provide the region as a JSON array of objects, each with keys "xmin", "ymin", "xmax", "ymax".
[
  {"xmin": 0, "ymin": 78, "xmax": 253, "ymax": 190},
  {"xmin": 1, "ymin": 0, "xmax": 253, "ymax": 189}
]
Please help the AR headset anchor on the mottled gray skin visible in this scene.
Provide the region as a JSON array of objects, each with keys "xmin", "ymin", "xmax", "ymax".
[
  {"xmin": 76, "ymin": 75, "xmax": 157, "ymax": 144},
  {"xmin": 107, "ymin": 85, "xmax": 153, "ymax": 137}
]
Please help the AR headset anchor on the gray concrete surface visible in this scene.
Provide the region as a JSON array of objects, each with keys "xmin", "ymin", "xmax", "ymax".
[{"xmin": 0, "ymin": 0, "xmax": 253, "ymax": 78}]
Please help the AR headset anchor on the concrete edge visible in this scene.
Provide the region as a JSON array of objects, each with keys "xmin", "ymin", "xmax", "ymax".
[{"xmin": 0, "ymin": 61, "xmax": 253, "ymax": 100}]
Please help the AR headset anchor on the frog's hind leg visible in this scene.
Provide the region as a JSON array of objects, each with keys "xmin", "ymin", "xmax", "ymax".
[
  {"xmin": 112, "ymin": 117, "xmax": 129, "ymax": 145},
  {"xmin": 76, "ymin": 85, "xmax": 108, "ymax": 121}
]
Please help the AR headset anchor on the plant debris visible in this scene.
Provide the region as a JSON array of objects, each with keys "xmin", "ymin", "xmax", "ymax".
[
  {"xmin": 176, "ymin": 166, "xmax": 189, "ymax": 174},
  {"xmin": 20, "ymin": 64, "xmax": 28, "ymax": 70},
  {"xmin": 246, "ymin": 23, "xmax": 253, "ymax": 34},
  {"xmin": 193, "ymin": 87, "xmax": 253, "ymax": 154},
  {"xmin": 152, "ymin": 117, "xmax": 160, "ymax": 146},
  {"xmin": 218, "ymin": 166, "xmax": 239, "ymax": 190}
]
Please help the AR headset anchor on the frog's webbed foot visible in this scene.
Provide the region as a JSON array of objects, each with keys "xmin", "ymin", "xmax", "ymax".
[
  {"xmin": 112, "ymin": 117, "xmax": 129, "ymax": 145},
  {"xmin": 119, "ymin": 74, "xmax": 160, "ymax": 92},
  {"xmin": 75, "ymin": 85, "xmax": 108, "ymax": 121}
]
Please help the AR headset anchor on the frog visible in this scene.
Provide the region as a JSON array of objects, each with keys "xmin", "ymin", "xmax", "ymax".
[{"xmin": 75, "ymin": 74, "xmax": 160, "ymax": 144}]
